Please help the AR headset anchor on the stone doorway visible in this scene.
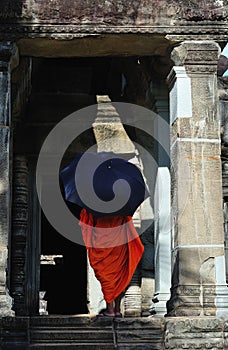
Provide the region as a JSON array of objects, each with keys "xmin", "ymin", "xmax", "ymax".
[{"xmin": 10, "ymin": 54, "xmax": 168, "ymax": 317}]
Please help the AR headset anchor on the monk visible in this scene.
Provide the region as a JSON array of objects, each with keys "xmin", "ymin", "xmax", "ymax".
[{"xmin": 79, "ymin": 208, "xmax": 144, "ymax": 317}]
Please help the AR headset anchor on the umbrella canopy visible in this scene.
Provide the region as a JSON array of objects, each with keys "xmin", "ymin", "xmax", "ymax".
[{"xmin": 60, "ymin": 152, "xmax": 150, "ymax": 218}]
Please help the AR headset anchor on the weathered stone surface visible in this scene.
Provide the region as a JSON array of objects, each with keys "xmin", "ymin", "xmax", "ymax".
[
  {"xmin": 171, "ymin": 139, "xmax": 223, "ymax": 247},
  {"xmin": 0, "ymin": 0, "xmax": 227, "ymax": 25},
  {"xmin": 168, "ymin": 137, "xmax": 227, "ymax": 315},
  {"xmin": 164, "ymin": 317, "xmax": 225, "ymax": 349}
]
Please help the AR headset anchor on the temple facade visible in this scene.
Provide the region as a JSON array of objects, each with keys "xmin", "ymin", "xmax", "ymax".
[{"xmin": 0, "ymin": 1, "xmax": 228, "ymax": 348}]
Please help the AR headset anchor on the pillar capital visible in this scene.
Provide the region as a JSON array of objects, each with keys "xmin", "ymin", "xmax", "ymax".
[{"xmin": 171, "ymin": 41, "xmax": 221, "ymax": 74}]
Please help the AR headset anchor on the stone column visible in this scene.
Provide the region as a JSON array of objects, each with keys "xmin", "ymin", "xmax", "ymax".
[
  {"xmin": 167, "ymin": 41, "xmax": 228, "ymax": 316},
  {"xmin": 150, "ymin": 82, "xmax": 172, "ymax": 316},
  {"xmin": 0, "ymin": 42, "xmax": 18, "ymax": 316}
]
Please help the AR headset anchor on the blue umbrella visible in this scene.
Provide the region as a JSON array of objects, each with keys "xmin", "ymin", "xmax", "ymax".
[{"xmin": 60, "ymin": 152, "xmax": 150, "ymax": 218}]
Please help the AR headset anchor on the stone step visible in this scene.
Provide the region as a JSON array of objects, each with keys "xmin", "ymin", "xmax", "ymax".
[
  {"xmin": 28, "ymin": 316, "xmax": 165, "ymax": 349},
  {"xmin": 1, "ymin": 316, "xmax": 165, "ymax": 349},
  {"xmin": 30, "ymin": 343, "xmax": 115, "ymax": 350},
  {"xmin": 30, "ymin": 316, "xmax": 115, "ymax": 348}
]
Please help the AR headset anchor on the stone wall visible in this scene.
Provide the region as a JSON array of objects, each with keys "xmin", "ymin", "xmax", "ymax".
[{"xmin": 0, "ymin": 0, "xmax": 227, "ymax": 27}]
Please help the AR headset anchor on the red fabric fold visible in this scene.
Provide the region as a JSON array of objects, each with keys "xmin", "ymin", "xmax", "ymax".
[{"xmin": 79, "ymin": 208, "xmax": 144, "ymax": 303}]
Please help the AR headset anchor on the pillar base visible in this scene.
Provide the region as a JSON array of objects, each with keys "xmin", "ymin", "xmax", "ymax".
[{"xmin": 167, "ymin": 283, "xmax": 228, "ymax": 317}]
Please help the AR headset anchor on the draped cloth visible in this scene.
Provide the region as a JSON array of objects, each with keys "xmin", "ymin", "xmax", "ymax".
[{"xmin": 79, "ymin": 208, "xmax": 144, "ymax": 303}]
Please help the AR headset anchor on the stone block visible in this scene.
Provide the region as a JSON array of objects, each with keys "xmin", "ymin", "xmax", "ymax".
[{"xmin": 115, "ymin": 317, "xmax": 164, "ymax": 350}]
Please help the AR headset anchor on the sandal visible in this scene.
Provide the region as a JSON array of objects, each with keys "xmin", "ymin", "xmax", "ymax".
[
  {"xmin": 115, "ymin": 312, "xmax": 123, "ymax": 318},
  {"xmin": 97, "ymin": 312, "xmax": 115, "ymax": 317}
]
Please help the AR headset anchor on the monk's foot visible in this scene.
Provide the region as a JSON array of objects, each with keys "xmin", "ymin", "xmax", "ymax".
[
  {"xmin": 97, "ymin": 311, "xmax": 115, "ymax": 317},
  {"xmin": 115, "ymin": 312, "xmax": 123, "ymax": 318}
]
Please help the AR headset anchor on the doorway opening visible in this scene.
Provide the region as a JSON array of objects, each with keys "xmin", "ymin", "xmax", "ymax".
[
  {"xmin": 40, "ymin": 207, "xmax": 87, "ymax": 315},
  {"xmin": 12, "ymin": 54, "xmax": 165, "ymax": 316}
]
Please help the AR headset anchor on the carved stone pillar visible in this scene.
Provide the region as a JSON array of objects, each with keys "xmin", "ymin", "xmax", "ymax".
[
  {"xmin": 167, "ymin": 41, "xmax": 228, "ymax": 316},
  {"xmin": 10, "ymin": 156, "xmax": 29, "ymax": 315},
  {"xmin": 0, "ymin": 41, "xmax": 18, "ymax": 316}
]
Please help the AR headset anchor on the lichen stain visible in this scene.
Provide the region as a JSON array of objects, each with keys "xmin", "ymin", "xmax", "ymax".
[{"xmin": 209, "ymin": 156, "xmax": 220, "ymax": 161}]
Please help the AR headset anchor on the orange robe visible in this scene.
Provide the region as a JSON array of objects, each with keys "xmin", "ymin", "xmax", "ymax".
[{"xmin": 79, "ymin": 208, "xmax": 144, "ymax": 303}]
